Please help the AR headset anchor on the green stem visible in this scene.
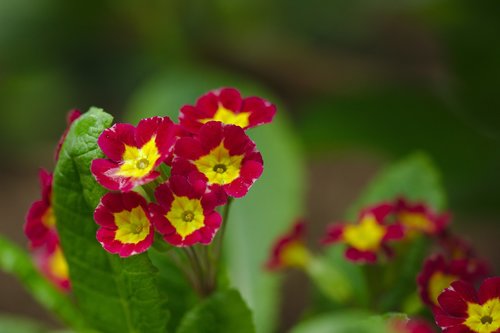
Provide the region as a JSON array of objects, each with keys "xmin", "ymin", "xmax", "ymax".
[{"xmin": 209, "ymin": 197, "xmax": 233, "ymax": 291}]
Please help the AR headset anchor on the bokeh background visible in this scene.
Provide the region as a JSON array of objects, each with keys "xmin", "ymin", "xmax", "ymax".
[{"xmin": 0, "ymin": 0, "xmax": 499, "ymax": 331}]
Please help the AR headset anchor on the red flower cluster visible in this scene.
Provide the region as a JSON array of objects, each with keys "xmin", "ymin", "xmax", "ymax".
[
  {"xmin": 322, "ymin": 199, "xmax": 450, "ymax": 263},
  {"xmin": 90, "ymin": 88, "xmax": 275, "ymax": 255},
  {"xmin": 24, "ymin": 110, "xmax": 80, "ymax": 291},
  {"xmin": 433, "ymin": 277, "xmax": 500, "ymax": 333}
]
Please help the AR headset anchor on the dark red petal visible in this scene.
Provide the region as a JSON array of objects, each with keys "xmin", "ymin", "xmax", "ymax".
[
  {"xmin": 345, "ymin": 248, "xmax": 377, "ymax": 263},
  {"xmin": 98, "ymin": 123, "xmax": 136, "ymax": 161},
  {"xmin": 204, "ymin": 211, "xmax": 222, "ymax": 228},
  {"xmin": 196, "ymin": 92, "xmax": 219, "ymax": 116},
  {"xmin": 201, "ymin": 186, "xmax": 227, "ymax": 209},
  {"xmin": 218, "ymin": 87, "xmax": 242, "ymax": 111},
  {"xmin": 198, "ymin": 121, "xmax": 224, "ymax": 151},
  {"xmin": 136, "ymin": 116, "xmax": 162, "ymax": 146},
  {"xmin": 361, "ymin": 203, "xmax": 393, "ymax": 222},
  {"xmin": 478, "ymin": 277, "xmax": 500, "ymax": 304},
  {"xmin": 437, "ymin": 288, "xmax": 468, "ymax": 317},
  {"xmin": 247, "ymin": 100, "xmax": 276, "ymax": 128},
  {"xmin": 154, "ymin": 182, "xmax": 175, "ymax": 210},
  {"xmin": 223, "ymin": 125, "xmax": 253, "ymax": 155},
  {"xmin": 169, "ymin": 175, "xmax": 197, "ymax": 199},
  {"xmin": 384, "ymin": 224, "xmax": 405, "ymax": 241},
  {"xmin": 224, "ymin": 178, "xmax": 251, "ymax": 198},
  {"xmin": 94, "ymin": 203, "xmax": 117, "ymax": 229},
  {"xmin": 321, "ymin": 225, "xmax": 344, "ymax": 245},
  {"xmin": 442, "ymin": 326, "xmax": 471, "ymax": 333},
  {"xmin": 174, "ymin": 137, "xmax": 205, "ymax": 160},
  {"xmin": 450, "ymin": 280, "xmax": 478, "ymax": 303}
]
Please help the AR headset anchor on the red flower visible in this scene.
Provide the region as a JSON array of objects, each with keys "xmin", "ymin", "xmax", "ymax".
[
  {"xmin": 172, "ymin": 121, "xmax": 263, "ymax": 198},
  {"xmin": 179, "ymin": 87, "xmax": 276, "ymax": 133},
  {"xmin": 322, "ymin": 203, "xmax": 404, "ymax": 263},
  {"xmin": 433, "ymin": 277, "xmax": 500, "ymax": 333},
  {"xmin": 418, "ymin": 254, "xmax": 488, "ymax": 307},
  {"xmin": 149, "ymin": 176, "xmax": 223, "ymax": 247},
  {"xmin": 394, "ymin": 198, "xmax": 450, "ymax": 236},
  {"xmin": 94, "ymin": 192, "xmax": 154, "ymax": 257},
  {"xmin": 24, "ymin": 169, "xmax": 58, "ymax": 248},
  {"xmin": 55, "ymin": 109, "xmax": 81, "ymax": 161},
  {"xmin": 34, "ymin": 238, "xmax": 70, "ymax": 292},
  {"xmin": 265, "ymin": 220, "xmax": 311, "ymax": 271},
  {"xmin": 389, "ymin": 318, "xmax": 436, "ymax": 333},
  {"xmin": 91, "ymin": 116, "xmax": 179, "ymax": 192}
]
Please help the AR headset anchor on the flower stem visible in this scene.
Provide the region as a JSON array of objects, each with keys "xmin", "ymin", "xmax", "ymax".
[{"xmin": 208, "ymin": 197, "xmax": 233, "ymax": 291}]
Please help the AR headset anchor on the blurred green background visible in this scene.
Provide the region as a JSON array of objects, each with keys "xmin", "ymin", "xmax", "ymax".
[{"xmin": 0, "ymin": 0, "xmax": 498, "ymax": 331}]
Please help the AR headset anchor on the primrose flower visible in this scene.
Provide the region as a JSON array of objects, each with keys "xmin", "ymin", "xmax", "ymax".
[
  {"xmin": 149, "ymin": 175, "xmax": 223, "ymax": 247},
  {"xmin": 433, "ymin": 277, "xmax": 500, "ymax": 333},
  {"xmin": 55, "ymin": 109, "xmax": 81, "ymax": 161},
  {"xmin": 34, "ymin": 239, "xmax": 70, "ymax": 291},
  {"xmin": 94, "ymin": 192, "xmax": 154, "ymax": 257},
  {"xmin": 24, "ymin": 169, "xmax": 58, "ymax": 248},
  {"xmin": 417, "ymin": 254, "xmax": 488, "ymax": 307},
  {"xmin": 394, "ymin": 198, "xmax": 449, "ymax": 236},
  {"xmin": 172, "ymin": 121, "xmax": 263, "ymax": 198},
  {"xmin": 179, "ymin": 87, "xmax": 276, "ymax": 133},
  {"xmin": 265, "ymin": 220, "xmax": 311, "ymax": 271},
  {"xmin": 321, "ymin": 203, "xmax": 404, "ymax": 263},
  {"xmin": 389, "ymin": 318, "xmax": 436, "ymax": 333},
  {"xmin": 91, "ymin": 116, "xmax": 179, "ymax": 192}
]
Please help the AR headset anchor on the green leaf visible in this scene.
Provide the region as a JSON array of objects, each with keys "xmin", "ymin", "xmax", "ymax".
[
  {"xmin": 0, "ymin": 314, "xmax": 51, "ymax": 333},
  {"xmin": 148, "ymin": 249, "xmax": 198, "ymax": 332},
  {"xmin": 53, "ymin": 107, "xmax": 168, "ymax": 333},
  {"xmin": 289, "ymin": 311, "xmax": 387, "ymax": 333},
  {"xmin": 0, "ymin": 236, "xmax": 86, "ymax": 330},
  {"xmin": 176, "ymin": 289, "xmax": 255, "ymax": 333},
  {"xmin": 347, "ymin": 152, "xmax": 446, "ymax": 220},
  {"xmin": 125, "ymin": 67, "xmax": 306, "ymax": 333}
]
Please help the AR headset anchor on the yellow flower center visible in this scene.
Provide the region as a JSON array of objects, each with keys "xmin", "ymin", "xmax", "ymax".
[
  {"xmin": 399, "ymin": 212, "xmax": 435, "ymax": 233},
  {"xmin": 166, "ymin": 196, "xmax": 205, "ymax": 240},
  {"xmin": 280, "ymin": 241, "xmax": 311, "ymax": 269},
  {"xmin": 49, "ymin": 247, "xmax": 69, "ymax": 281},
  {"xmin": 42, "ymin": 206, "xmax": 56, "ymax": 229},
  {"xmin": 465, "ymin": 298, "xmax": 500, "ymax": 333},
  {"xmin": 201, "ymin": 105, "xmax": 251, "ymax": 128},
  {"xmin": 115, "ymin": 137, "xmax": 160, "ymax": 179},
  {"xmin": 113, "ymin": 206, "xmax": 151, "ymax": 244},
  {"xmin": 193, "ymin": 142, "xmax": 244, "ymax": 185},
  {"xmin": 343, "ymin": 214, "xmax": 386, "ymax": 252},
  {"xmin": 429, "ymin": 272, "xmax": 457, "ymax": 305}
]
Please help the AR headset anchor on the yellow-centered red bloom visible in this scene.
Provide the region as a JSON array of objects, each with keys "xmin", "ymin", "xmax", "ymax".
[
  {"xmin": 149, "ymin": 176, "xmax": 224, "ymax": 247},
  {"xmin": 94, "ymin": 192, "xmax": 154, "ymax": 257},
  {"xmin": 394, "ymin": 198, "xmax": 450, "ymax": 237},
  {"xmin": 433, "ymin": 277, "xmax": 500, "ymax": 333},
  {"xmin": 265, "ymin": 220, "xmax": 311, "ymax": 271},
  {"xmin": 179, "ymin": 87, "xmax": 276, "ymax": 133},
  {"xmin": 33, "ymin": 239, "xmax": 70, "ymax": 291},
  {"xmin": 91, "ymin": 116, "xmax": 179, "ymax": 192},
  {"xmin": 25, "ymin": 169, "xmax": 58, "ymax": 248},
  {"xmin": 172, "ymin": 121, "xmax": 263, "ymax": 198},
  {"xmin": 322, "ymin": 203, "xmax": 404, "ymax": 263},
  {"xmin": 417, "ymin": 254, "xmax": 488, "ymax": 307}
]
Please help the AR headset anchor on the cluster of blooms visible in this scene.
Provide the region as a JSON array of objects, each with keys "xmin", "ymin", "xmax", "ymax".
[
  {"xmin": 264, "ymin": 198, "xmax": 450, "ymax": 271},
  {"xmin": 24, "ymin": 110, "xmax": 81, "ymax": 291},
  {"xmin": 90, "ymin": 88, "xmax": 275, "ymax": 256},
  {"xmin": 265, "ymin": 197, "xmax": 498, "ymax": 332}
]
